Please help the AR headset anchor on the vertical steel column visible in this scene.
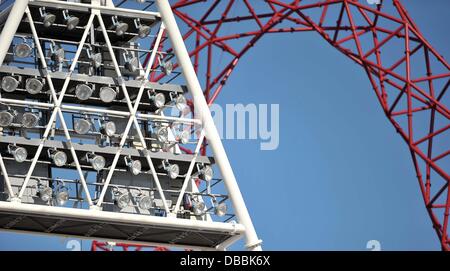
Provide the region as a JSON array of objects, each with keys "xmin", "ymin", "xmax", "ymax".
[
  {"xmin": 155, "ymin": 0, "xmax": 262, "ymax": 251},
  {"xmin": 0, "ymin": 0, "xmax": 29, "ymax": 67}
]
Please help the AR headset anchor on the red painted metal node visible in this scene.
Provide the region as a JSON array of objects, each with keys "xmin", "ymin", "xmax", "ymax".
[
  {"xmin": 94, "ymin": 0, "xmax": 449, "ymax": 250},
  {"xmin": 91, "ymin": 240, "xmax": 168, "ymax": 251}
]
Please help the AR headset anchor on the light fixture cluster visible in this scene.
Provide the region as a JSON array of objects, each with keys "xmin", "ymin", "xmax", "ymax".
[
  {"xmin": 39, "ymin": 8, "xmax": 80, "ymax": 30},
  {"xmin": 1, "ymin": 75, "xmax": 45, "ymax": 94},
  {"xmin": 71, "ymin": 83, "xmax": 120, "ymax": 103},
  {"xmin": 112, "ymin": 187, "xmax": 154, "ymax": 211},
  {"xmin": 36, "ymin": 179, "xmax": 69, "ymax": 206},
  {"xmin": 73, "ymin": 117, "xmax": 116, "ymax": 137},
  {"xmin": 0, "ymin": 109, "xmax": 40, "ymax": 128},
  {"xmin": 186, "ymin": 195, "xmax": 227, "ymax": 217},
  {"xmin": 111, "ymin": 16, "xmax": 152, "ymax": 38}
]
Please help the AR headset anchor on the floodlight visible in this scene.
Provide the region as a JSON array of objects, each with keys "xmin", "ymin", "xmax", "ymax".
[
  {"xmin": 86, "ymin": 153, "xmax": 106, "ymax": 171},
  {"xmin": 198, "ymin": 164, "xmax": 213, "ymax": 181},
  {"xmin": 177, "ymin": 129, "xmax": 190, "ymax": 144},
  {"xmin": 112, "ymin": 16, "xmax": 128, "ymax": 36},
  {"xmin": 162, "ymin": 161, "xmax": 179, "ymax": 179},
  {"xmin": 21, "ymin": 112, "xmax": 40, "ymax": 128},
  {"xmin": 149, "ymin": 92, "xmax": 166, "ymax": 108},
  {"xmin": 167, "ymin": 163, "xmax": 180, "ymax": 180},
  {"xmin": 74, "ymin": 118, "xmax": 91, "ymax": 134},
  {"xmin": 49, "ymin": 45, "xmax": 65, "ymax": 63},
  {"xmin": 75, "ymin": 84, "xmax": 93, "ymax": 100},
  {"xmin": 1, "ymin": 76, "xmax": 19, "ymax": 92},
  {"xmin": 37, "ymin": 183, "xmax": 53, "ymax": 202},
  {"xmin": 63, "ymin": 10, "xmax": 79, "ymax": 31},
  {"xmin": 192, "ymin": 200, "xmax": 205, "ymax": 216},
  {"xmin": 90, "ymin": 53, "xmax": 102, "ymax": 68},
  {"xmin": 100, "ymin": 120, "xmax": 116, "ymax": 137},
  {"xmin": 99, "ymin": 87, "xmax": 117, "ymax": 103},
  {"xmin": 48, "ymin": 148, "xmax": 67, "ymax": 167},
  {"xmin": 86, "ymin": 47, "xmax": 102, "ymax": 69},
  {"xmin": 55, "ymin": 189, "xmax": 69, "ymax": 206},
  {"xmin": 25, "ymin": 78, "xmax": 44, "ymax": 94},
  {"xmin": 0, "ymin": 110, "xmax": 16, "ymax": 127},
  {"xmin": 155, "ymin": 126, "xmax": 169, "ymax": 142},
  {"xmin": 214, "ymin": 201, "xmax": 227, "ymax": 217},
  {"xmin": 174, "ymin": 94, "xmax": 187, "ymax": 111},
  {"xmin": 135, "ymin": 192, "xmax": 152, "ymax": 210},
  {"xmin": 54, "ymin": 180, "xmax": 69, "ymax": 206},
  {"xmin": 7, "ymin": 144, "xmax": 27, "ymax": 163},
  {"xmin": 134, "ymin": 19, "xmax": 151, "ymax": 39},
  {"xmin": 162, "ymin": 60, "xmax": 173, "ymax": 76},
  {"xmin": 125, "ymin": 156, "xmax": 141, "ymax": 175},
  {"xmin": 112, "ymin": 187, "xmax": 131, "ymax": 209},
  {"xmin": 39, "ymin": 7, "xmax": 56, "ymax": 28},
  {"xmin": 123, "ymin": 53, "xmax": 139, "ymax": 73},
  {"xmin": 14, "ymin": 41, "xmax": 32, "ymax": 58}
]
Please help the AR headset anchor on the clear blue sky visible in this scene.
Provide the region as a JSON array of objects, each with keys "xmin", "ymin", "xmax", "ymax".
[{"xmin": 0, "ymin": 0, "xmax": 448, "ymax": 251}]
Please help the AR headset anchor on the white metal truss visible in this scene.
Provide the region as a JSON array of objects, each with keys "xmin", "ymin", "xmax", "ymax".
[{"xmin": 0, "ymin": 0, "xmax": 262, "ymax": 251}]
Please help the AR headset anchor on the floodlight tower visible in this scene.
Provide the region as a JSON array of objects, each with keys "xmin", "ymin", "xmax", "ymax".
[{"xmin": 0, "ymin": 0, "xmax": 261, "ymax": 251}]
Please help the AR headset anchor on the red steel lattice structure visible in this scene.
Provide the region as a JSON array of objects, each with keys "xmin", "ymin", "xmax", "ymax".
[{"xmin": 96, "ymin": 0, "xmax": 449, "ymax": 250}]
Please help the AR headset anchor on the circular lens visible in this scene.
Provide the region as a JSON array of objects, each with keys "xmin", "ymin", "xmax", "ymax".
[
  {"xmin": 13, "ymin": 147, "xmax": 27, "ymax": 163},
  {"xmin": 115, "ymin": 22, "xmax": 129, "ymax": 36},
  {"xmin": 151, "ymin": 93, "xmax": 166, "ymax": 108},
  {"xmin": 99, "ymin": 87, "xmax": 117, "ymax": 103},
  {"xmin": 178, "ymin": 130, "xmax": 190, "ymax": 144},
  {"xmin": 43, "ymin": 13, "xmax": 56, "ymax": 28},
  {"xmin": 25, "ymin": 78, "xmax": 44, "ymax": 94},
  {"xmin": 167, "ymin": 163, "xmax": 179, "ymax": 179},
  {"xmin": 90, "ymin": 155, "xmax": 106, "ymax": 171},
  {"xmin": 163, "ymin": 61, "xmax": 173, "ymax": 75},
  {"xmin": 214, "ymin": 202, "xmax": 227, "ymax": 217},
  {"xmin": 116, "ymin": 192, "xmax": 130, "ymax": 209},
  {"xmin": 74, "ymin": 119, "xmax": 91, "ymax": 134},
  {"xmin": 56, "ymin": 190, "xmax": 69, "ymax": 205},
  {"xmin": 101, "ymin": 121, "xmax": 116, "ymax": 137},
  {"xmin": 175, "ymin": 95, "xmax": 187, "ymax": 111},
  {"xmin": 0, "ymin": 111, "xmax": 14, "ymax": 127},
  {"xmin": 192, "ymin": 201, "xmax": 205, "ymax": 216},
  {"xmin": 21, "ymin": 112, "xmax": 39, "ymax": 128},
  {"xmin": 52, "ymin": 151, "xmax": 67, "ymax": 167},
  {"xmin": 125, "ymin": 57, "xmax": 139, "ymax": 73},
  {"xmin": 138, "ymin": 25, "xmax": 151, "ymax": 38},
  {"xmin": 155, "ymin": 126, "xmax": 168, "ymax": 142},
  {"xmin": 51, "ymin": 48, "xmax": 65, "ymax": 63},
  {"xmin": 14, "ymin": 43, "xmax": 32, "ymax": 58},
  {"xmin": 137, "ymin": 195, "xmax": 152, "ymax": 210},
  {"xmin": 91, "ymin": 53, "xmax": 102, "ymax": 68},
  {"xmin": 66, "ymin": 16, "xmax": 79, "ymax": 30},
  {"xmin": 202, "ymin": 165, "xmax": 213, "ymax": 181},
  {"xmin": 75, "ymin": 84, "xmax": 93, "ymax": 100},
  {"xmin": 128, "ymin": 159, "xmax": 142, "ymax": 175},
  {"xmin": 1, "ymin": 76, "xmax": 19, "ymax": 92},
  {"xmin": 39, "ymin": 186, "xmax": 53, "ymax": 201}
]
